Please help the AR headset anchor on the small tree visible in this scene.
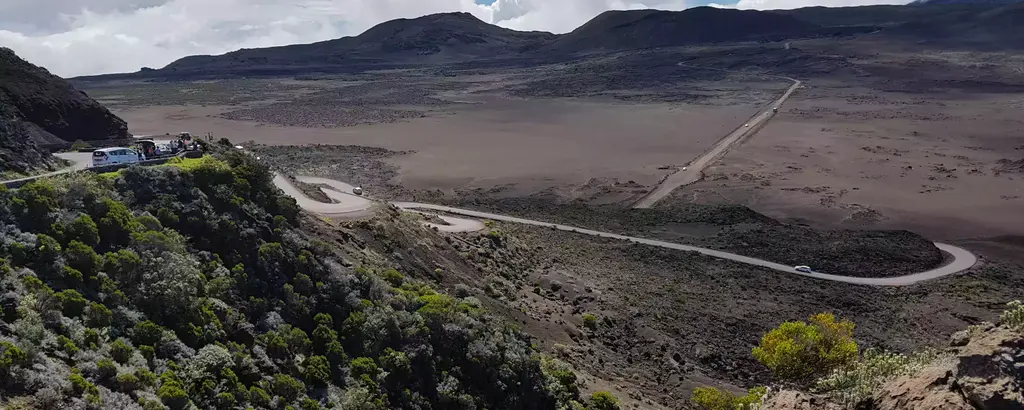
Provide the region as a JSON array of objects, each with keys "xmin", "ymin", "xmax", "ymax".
[
  {"xmin": 304, "ymin": 355, "xmax": 331, "ymax": 387},
  {"xmin": 589, "ymin": 391, "xmax": 621, "ymax": 410},
  {"xmin": 752, "ymin": 313, "xmax": 858, "ymax": 383}
]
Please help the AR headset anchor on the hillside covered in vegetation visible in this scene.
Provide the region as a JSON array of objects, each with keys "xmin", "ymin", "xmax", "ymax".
[{"xmin": 0, "ymin": 148, "xmax": 602, "ymax": 409}]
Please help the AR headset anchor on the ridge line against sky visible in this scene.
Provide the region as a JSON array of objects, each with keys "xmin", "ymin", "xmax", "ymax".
[{"xmin": 0, "ymin": 0, "xmax": 909, "ymax": 77}]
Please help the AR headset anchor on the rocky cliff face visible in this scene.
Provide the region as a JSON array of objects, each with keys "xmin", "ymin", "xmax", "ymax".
[
  {"xmin": 764, "ymin": 323, "xmax": 1023, "ymax": 410},
  {"xmin": 0, "ymin": 47, "xmax": 129, "ymax": 146},
  {"xmin": 0, "ymin": 47, "xmax": 129, "ymax": 174}
]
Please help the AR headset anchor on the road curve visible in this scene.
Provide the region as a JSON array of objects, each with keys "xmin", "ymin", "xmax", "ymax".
[
  {"xmin": 273, "ymin": 175, "xmax": 977, "ymax": 286},
  {"xmin": 633, "ymin": 69, "xmax": 802, "ymax": 209}
]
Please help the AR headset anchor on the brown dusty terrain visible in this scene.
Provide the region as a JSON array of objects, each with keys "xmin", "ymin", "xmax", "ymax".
[{"xmin": 661, "ymin": 43, "xmax": 1024, "ymax": 240}]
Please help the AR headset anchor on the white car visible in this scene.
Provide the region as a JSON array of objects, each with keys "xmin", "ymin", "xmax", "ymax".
[
  {"xmin": 92, "ymin": 147, "xmax": 144, "ymax": 167},
  {"xmin": 352, "ymin": 186, "xmax": 364, "ymax": 196},
  {"xmin": 794, "ymin": 265, "xmax": 813, "ymax": 273}
]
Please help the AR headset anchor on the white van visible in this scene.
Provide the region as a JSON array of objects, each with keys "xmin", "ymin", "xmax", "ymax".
[{"xmin": 92, "ymin": 147, "xmax": 144, "ymax": 167}]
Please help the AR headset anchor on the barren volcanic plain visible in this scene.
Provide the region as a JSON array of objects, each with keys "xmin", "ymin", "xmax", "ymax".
[{"xmin": 70, "ymin": 4, "xmax": 1024, "ymax": 408}]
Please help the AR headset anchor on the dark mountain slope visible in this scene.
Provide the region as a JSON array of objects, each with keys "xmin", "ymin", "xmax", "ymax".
[
  {"xmin": 155, "ymin": 12, "xmax": 554, "ymax": 78},
  {"xmin": 0, "ymin": 48, "xmax": 128, "ymax": 174},
  {"xmin": 882, "ymin": 3, "xmax": 1024, "ymax": 49},
  {"xmin": 543, "ymin": 7, "xmax": 833, "ymax": 53},
  {"xmin": 775, "ymin": 3, "xmax": 1008, "ymax": 27}
]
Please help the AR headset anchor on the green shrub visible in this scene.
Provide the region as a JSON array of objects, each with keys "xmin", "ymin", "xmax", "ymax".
[
  {"xmin": 117, "ymin": 373, "xmax": 141, "ymax": 392},
  {"xmin": 382, "ymin": 269, "xmax": 404, "ymax": 287},
  {"xmin": 300, "ymin": 397, "xmax": 322, "ymax": 410},
  {"xmin": 133, "ymin": 321, "xmax": 164, "ymax": 346},
  {"xmin": 271, "ymin": 373, "xmax": 305, "ymax": 402},
  {"xmin": 0, "ymin": 341, "xmax": 28, "ymax": 375},
  {"xmin": 111, "ymin": 339, "xmax": 133, "ymax": 364},
  {"xmin": 57, "ymin": 335, "xmax": 80, "ymax": 355},
  {"xmin": 582, "ymin": 313, "xmax": 598, "ymax": 330},
  {"xmin": 691, "ymin": 386, "xmax": 767, "ymax": 410},
  {"xmin": 83, "ymin": 328, "xmax": 101, "ymax": 349},
  {"xmin": 65, "ymin": 240, "xmax": 102, "ymax": 277},
  {"xmin": 752, "ymin": 313, "xmax": 858, "ymax": 382},
  {"xmin": 97, "ymin": 358, "xmax": 118, "ymax": 380},
  {"xmin": 67, "ymin": 214, "xmax": 100, "ymax": 246},
  {"xmin": 589, "ymin": 391, "xmax": 621, "ymax": 410},
  {"xmin": 70, "ymin": 368, "xmax": 100, "ymax": 397},
  {"xmin": 350, "ymin": 357, "xmax": 379, "ymax": 380},
  {"xmin": 135, "ymin": 369, "xmax": 157, "ymax": 387},
  {"xmin": 1001, "ymin": 300, "xmax": 1024, "ymax": 331},
  {"xmin": 304, "ymin": 355, "xmax": 331, "ymax": 386},
  {"xmin": 139, "ymin": 345, "xmax": 156, "ymax": 362},
  {"xmin": 157, "ymin": 371, "xmax": 189, "ymax": 409},
  {"xmin": 86, "ymin": 302, "xmax": 113, "ymax": 327},
  {"xmin": 216, "ymin": 392, "xmax": 236, "ymax": 407},
  {"xmin": 249, "ymin": 386, "xmax": 271, "ymax": 407},
  {"xmin": 56, "ymin": 289, "xmax": 88, "ymax": 317}
]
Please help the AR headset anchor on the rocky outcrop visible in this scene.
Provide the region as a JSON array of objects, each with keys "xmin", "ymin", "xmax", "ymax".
[
  {"xmin": 761, "ymin": 390, "xmax": 844, "ymax": 410},
  {"xmin": 0, "ymin": 47, "xmax": 129, "ymax": 146},
  {"xmin": 0, "ymin": 47, "xmax": 129, "ymax": 174},
  {"xmin": 764, "ymin": 324, "xmax": 1022, "ymax": 410}
]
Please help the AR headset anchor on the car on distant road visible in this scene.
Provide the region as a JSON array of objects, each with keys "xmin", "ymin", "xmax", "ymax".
[
  {"xmin": 794, "ymin": 265, "xmax": 812, "ymax": 273},
  {"xmin": 92, "ymin": 147, "xmax": 144, "ymax": 167},
  {"xmin": 352, "ymin": 186, "xmax": 363, "ymax": 196}
]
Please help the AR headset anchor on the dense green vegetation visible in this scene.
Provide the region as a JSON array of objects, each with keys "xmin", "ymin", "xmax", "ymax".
[{"xmin": 0, "ymin": 150, "xmax": 597, "ymax": 409}]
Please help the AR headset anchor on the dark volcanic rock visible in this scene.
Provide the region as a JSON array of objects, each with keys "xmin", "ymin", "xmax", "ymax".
[
  {"xmin": 149, "ymin": 12, "xmax": 554, "ymax": 78},
  {"xmin": 0, "ymin": 47, "xmax": 129, "ymax": 146},
  {"xmin": 544, "ymin": 7, "xmax": 824, "ymax": 53},
  {"xmin": 0, "ymin": 47, "xmax": 128, "ymax": 174}
]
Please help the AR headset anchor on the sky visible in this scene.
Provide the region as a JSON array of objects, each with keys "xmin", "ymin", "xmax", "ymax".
[{"xmin": 0, "ymin": 0, "xmax": 909, "ymax": 77}]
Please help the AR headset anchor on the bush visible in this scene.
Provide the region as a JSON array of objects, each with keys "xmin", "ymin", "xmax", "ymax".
[
  {"xmin": 582, "ymin": 313, "xmax": 598, "ymax": 330},
  {"xmin": 56, "ymin": 289, "xmax": 88, "ymax": 317},
  {"xmin": 350, "ymin": 357, "xmax": 379, "ymax": 380},
  {"xmin": 271, "ymin": 373, "xmax": 305, "ymax": 402},
  {"xmin": 65, "ymin": 240, "xmax": 102, "ymax": 277},
  {"xmin": 67, "ymin": 214, "xmax": 100, "ymax": 246},
  {"xmin": 111, "ymin": 339, "xmax": 133, "ymax": 364},
  {"xmin": 589, "ymin": 391, "xmax": 621, "ymax": 410},
  {"xmin": 97, "ymin": 358, "xmax": 118, "ymax": 380},
  {"xmin": 691, "ymin": 386, "xmax": 767, "ymax": 410},
  {"xmin": 304, "ymin": 355, "xmax": 331, "ymax": 386},
  {"xmin": 1001, "ymin": 300, "xmax": 1024, "ymax": 331},
  {"xmin": 70, "ymin": 140, "xmax": 91, "ymax": 151},
  {"xmin": 86, "ymin": 302, "xmax": 113, "ymax": 327},
  {"xmin": 117, "ymin": 373, "xmax": 141, "ymax": 392},
  {"xmin": 157, "ymin": 371, "xmax": 189, "ymax": 409},
  {"xmin": 815, "ymin": 349, "xmax": 941, "ymax": 407},
  {"xmin": 133, "ymin": 321, "xmax": 164, "ymax": 346},
  {"xmin": 0, "ymin": 341, "xmax": 28, "ymax": 375},
  {"xmin": 57, "ymin": 335, "xmax": 80, "ymax": 355},
  {"xmin": 250, "ymin": 386, "xmax": 271, "ymax": 407},
  {"xmin": 752, "ymin": 313, "xmax": 858, "ymax": 382}
]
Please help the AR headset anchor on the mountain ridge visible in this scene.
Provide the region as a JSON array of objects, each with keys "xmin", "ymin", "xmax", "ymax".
[{"xmin": 70, "ymin": 3, "xmax": 1021, "ymax": 81}]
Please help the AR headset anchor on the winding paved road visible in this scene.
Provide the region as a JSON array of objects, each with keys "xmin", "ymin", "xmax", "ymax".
[
  {"xmin": 634, "ymin": 67, "xmax": 802, "ymax": 209},
  {"xmin": 5, "ymin": 145, "xmax": 978, "ymax": 286},
  {"xmin": 272, "ymin": 175, "xmax": 977, "ymax": 286}
]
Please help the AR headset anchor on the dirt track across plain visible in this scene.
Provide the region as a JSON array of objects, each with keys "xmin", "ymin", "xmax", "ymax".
[{"xmin": 633, "ymin": 74, "xmax": 802, "ymax": 208}]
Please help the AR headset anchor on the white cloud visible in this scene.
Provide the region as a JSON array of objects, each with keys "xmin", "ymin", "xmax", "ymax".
[{"xmin": 0, "ymin": 0, "xmax": 906, "ymax": 77}]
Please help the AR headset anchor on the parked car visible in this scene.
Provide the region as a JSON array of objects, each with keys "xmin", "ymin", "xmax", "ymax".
[
  {"xmin": 794, "ymin": 265, "xmax": 813, "ymax": 273},
  {"xmin": 92, "ymin": 147, "xmax": 144, "ymax": 167}
]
